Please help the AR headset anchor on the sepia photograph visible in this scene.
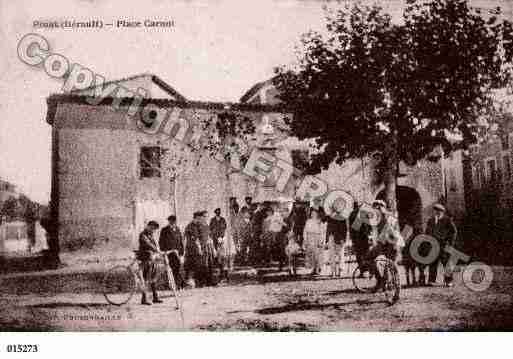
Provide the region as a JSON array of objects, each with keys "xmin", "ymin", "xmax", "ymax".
[{"xmin": 0, "ymin": 0, "xmax": 512, "ymax": 339}]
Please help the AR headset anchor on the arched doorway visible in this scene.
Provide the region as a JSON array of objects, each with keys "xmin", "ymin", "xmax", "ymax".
[{"xmin": 376, "ymin": 186, "xmax": 423, "ymax": 233}]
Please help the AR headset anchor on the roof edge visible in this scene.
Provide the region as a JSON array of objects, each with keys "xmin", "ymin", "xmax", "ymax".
[
  {"xmin": 45, "ymin": 94, "xmax": 293, "ymax": 125},
  {"xmin": 151, "ymin": 75, "xmax": 187, "ymax": 102},
  {"xmin": 240, "ymin": 76, "xmax": 278, "ymax": 103},
  {"xmin": 70, "ymin": 73, "xmax": 188, "ymax": 101}
]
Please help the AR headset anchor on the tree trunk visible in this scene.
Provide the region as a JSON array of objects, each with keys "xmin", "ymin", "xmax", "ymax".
[{"xmin": 382, "ymin": 141, "xmax": 399, "ymax": 216}]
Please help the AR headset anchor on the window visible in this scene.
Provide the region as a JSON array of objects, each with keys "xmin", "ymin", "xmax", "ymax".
[
  {"xmin": 504, "ymin": 155, "xmax": 511, "ymax": 180},
  {"xmin": 140, "ymin": 146, "xmax": 162, "ymax": 178},
  {"xmin": 291, "ymin": 149, "xmax": 310, "ymax": 172}
]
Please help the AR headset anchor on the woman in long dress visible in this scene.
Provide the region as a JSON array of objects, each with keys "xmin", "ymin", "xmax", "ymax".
[{"xmin": 303, "ymin": 208, "xmax": 326, "ymax": 275}]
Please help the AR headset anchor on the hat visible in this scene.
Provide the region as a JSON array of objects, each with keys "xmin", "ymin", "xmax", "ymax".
[
  {"xmin": 433, "ymin": 203, "xmax": 446, "ymax": 212},
  {"xmin": 193, "ymin": 211, "xmax": 202, "ymax": 218},
  {"xmin": 147, "ymin": 220, "xmax": 159, "ymax": 228},
  {"xmin": 372, "ymin": 199, "xmax": 387, "ymax": 208},
  {"xmin": 214, "ymin": 208, "xmax": 221, "ymax": 214}
]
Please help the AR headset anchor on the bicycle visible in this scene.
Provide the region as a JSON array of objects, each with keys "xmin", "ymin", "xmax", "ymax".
[
  {"xmin": 352, "ymin": 254, "xmax": 400, "ymax": 305},
  {"xmin": 102, "ymin": 250, "xmax": 185, "ymax": 325}
]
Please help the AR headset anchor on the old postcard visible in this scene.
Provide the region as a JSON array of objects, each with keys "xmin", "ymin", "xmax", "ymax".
[{"xmin": 0, "ymin": 0, "xmax": 512, "ymax": 337}]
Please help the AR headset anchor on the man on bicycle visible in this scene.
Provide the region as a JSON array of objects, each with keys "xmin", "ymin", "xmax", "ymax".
[{"xmin": 367, "ymin": 200, "xmax": 404, "ymax": 291}]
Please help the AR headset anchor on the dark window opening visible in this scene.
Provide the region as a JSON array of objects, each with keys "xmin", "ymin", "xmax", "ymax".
[
  {"xmin": 291, "ymin": 149, "xmax": 310, "ymax": 173},
  {"xmin": 140, "ymin": 146, "xmax": 162, "ymax": 178}
]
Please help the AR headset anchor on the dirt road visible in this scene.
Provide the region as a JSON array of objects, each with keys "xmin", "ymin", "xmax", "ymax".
[{"xmin": 1, "ymin": 266, "xmax": 512, "ymax": 331}]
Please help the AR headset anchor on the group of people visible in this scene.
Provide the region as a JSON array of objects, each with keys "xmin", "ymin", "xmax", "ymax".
[
  {"xmin": 136, "ymin": 208, "xmax": 231, "ymax": 305},
  {"xmin": 231, "ymin": 196, "xmax": 351, "ymax": 277},
  {"xmin": 136, "ymin": 195, "xmax": 458, "ymax": 305}
]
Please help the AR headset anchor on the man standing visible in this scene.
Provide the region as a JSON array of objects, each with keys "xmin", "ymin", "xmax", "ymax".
[
  {"xmin": 237, "ymin": 207, "xmax": 253, "ymax": 265},
  {"xmin": 268, "ymin": 205, "xmax": 286, "ymax": 268},
  {"xmin": 138, "ymin": 221, "xmax": 163, "ymax": 305},
  {"xmin": 209, "ymin": 208, "xmax": 227, "ymax": 251},
  {"xmin": 251, "ymin": 202, "xmax": 269, "ymax": 264},
  {"xmin": 426, "ymin": 204, "xmax": 458, "ymax": 287},
  {"xmin": 210, "ymin": 208, "xmax": 230, "ymax": 280},
  {"xmin": 290, "ymin": 201, "xmax": 307, "ymax": 247},
  {"xmin": 198, "ymin": 210, "xmax": 217, "ymax": 286},
  {"xmin": 159, "ymin": 215, "xmax": 184, "ymax": 290},
  {"xmin": 184, "ymin": 212, "xmax": 204, "ymax": 288},
  {"xmin": 261, "ymin": 207, "xmax": 275, "ymax": 265},
  {"xmin": 326, "ymin": 214, "xmax": 348, "ymax": 277}
]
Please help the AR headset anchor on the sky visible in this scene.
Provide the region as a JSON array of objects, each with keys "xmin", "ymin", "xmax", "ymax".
[{"xmin": 0, "ymin": 0, "xmax": 511, "ymax": 205}]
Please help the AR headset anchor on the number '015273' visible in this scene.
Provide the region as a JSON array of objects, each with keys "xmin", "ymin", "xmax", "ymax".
[{"xmin": 6, "ymin": 344, "xmax": 39, "ymax": 353}]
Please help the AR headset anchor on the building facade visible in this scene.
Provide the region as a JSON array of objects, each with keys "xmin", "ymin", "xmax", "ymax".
[
  {"xmin": 46, "ymin": 73, "xmax": 469, "ymax": 255},
  {"xmin": 240, "ymin": 78, "xmax": 464, "ymax": 233},
  {"xmin": 46, "ymin": 74, "xmax": 296, "ymax": 254}
]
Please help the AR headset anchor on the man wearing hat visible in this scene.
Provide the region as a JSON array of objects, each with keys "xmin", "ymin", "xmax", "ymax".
[
  {"xmin": 426, "ymin": 203, "xmax": 458, "ymax": 287},
  {"xmin": 138, "ymin": 220, "xmax": 163, "ymax": 305},
  {"xmin": 159, "ymin": 215, "xmax": 184, "ymax": 290},
  {"xmin": 210, "ymin": 208, "xmax": 231, "ymax": 280},
  {"xmin": 237, "ymin": 206, "xmax": 254, "ymax": 265},
  {"xmin": 209, "ymin": 208, "xmax": 227, "ymax": 251}
]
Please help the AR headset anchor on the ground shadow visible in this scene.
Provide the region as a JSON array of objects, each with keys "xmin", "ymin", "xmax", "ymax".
[
  {"xmin": 322, "ymin": 288, "xmax": 360, "ymax": 295},
  {"xmin": 28, "ymin": 302, "xmax": 111, "ymax": 310},
  {"xmin": 255, "ymin": 298, "xmax": 380, "ymax": 315},
  {"xmin": 257, "ymin": 272, "xmax": 353, "ymax": 284}
]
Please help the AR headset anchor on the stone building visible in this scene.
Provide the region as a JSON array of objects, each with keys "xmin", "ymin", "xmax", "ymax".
[
  {"xmin": 240, "ymin": 78, "xmax": 465, "ymax": 233},
  {"xmin": 462, "ymin": 115, "xmax": 513, "ymax": 260},
  {"xmin": 45, "ymin": 74, "xmax": 296, "ymax": 254}
]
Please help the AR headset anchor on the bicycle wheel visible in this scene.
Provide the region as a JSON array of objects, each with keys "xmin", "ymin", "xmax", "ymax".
[
  {"xmin": 352, "ymin": 265, "xmax": 377, "ymax": 293},
  {"xmin": 381, "ymin": 260, "xmax": 400, "ymax": 305},
  {"xmin": 103, "ymin": 265, "xmax": 137, "ymax": 306}
]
